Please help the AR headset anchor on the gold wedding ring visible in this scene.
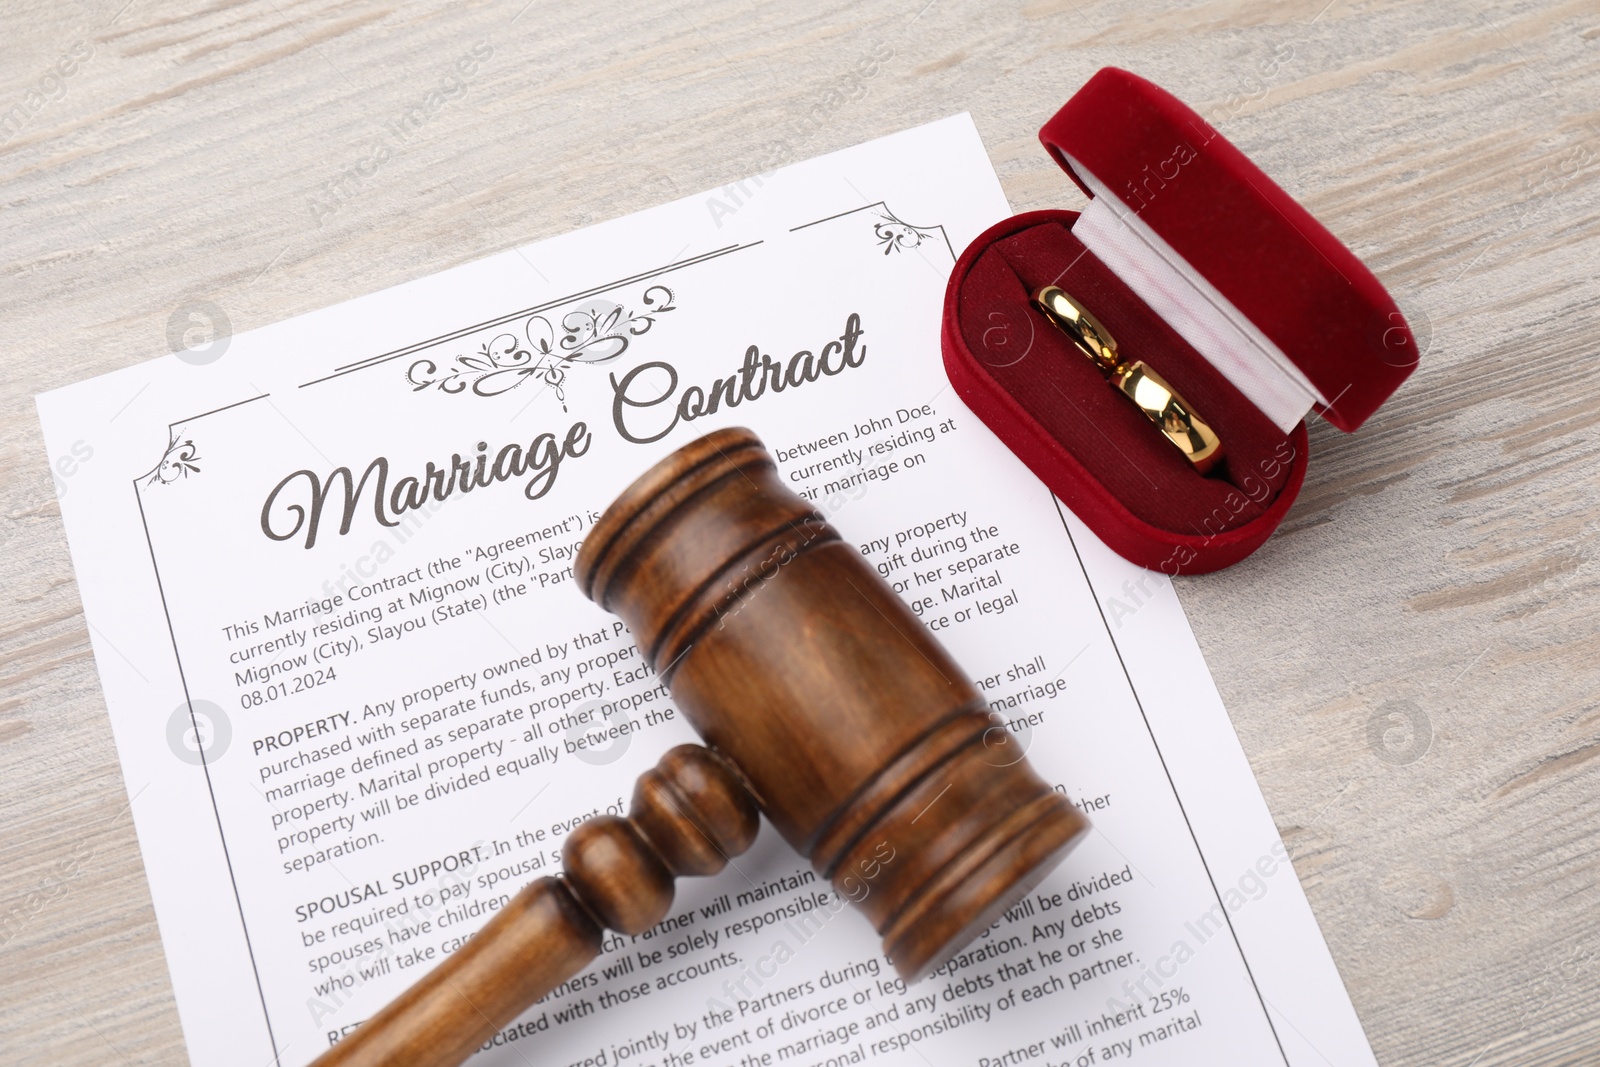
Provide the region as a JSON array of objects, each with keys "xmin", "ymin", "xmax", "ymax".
[{"xmin": 1032, "ymin": 286, "xmax": 1224, "ymax": 475}]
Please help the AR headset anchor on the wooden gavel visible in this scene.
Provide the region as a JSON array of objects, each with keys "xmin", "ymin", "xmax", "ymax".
[{"xmin": 313, "ymin": 427, "xmax": 1089, "ymax": 1067}]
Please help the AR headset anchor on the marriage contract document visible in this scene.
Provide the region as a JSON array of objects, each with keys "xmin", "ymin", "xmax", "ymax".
[{"xmin": 37, "ymin": 116, "xmax": 1374, "ymax": 1067}]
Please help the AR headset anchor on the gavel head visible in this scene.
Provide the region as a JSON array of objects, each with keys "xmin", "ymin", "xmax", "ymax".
[{"xmin": 575, "ymin": 427, "xmax": 1088, "ymax": 980}]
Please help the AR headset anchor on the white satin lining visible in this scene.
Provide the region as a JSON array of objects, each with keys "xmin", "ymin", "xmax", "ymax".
[{"xmin": 1065, "ymin": 153, "xmax": 1323, "ymax": 434}]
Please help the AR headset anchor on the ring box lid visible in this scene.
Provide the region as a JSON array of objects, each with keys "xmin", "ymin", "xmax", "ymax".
[{"xmin": 1039, "ymin": 67, "xmax": 1415, "ymax": 432}]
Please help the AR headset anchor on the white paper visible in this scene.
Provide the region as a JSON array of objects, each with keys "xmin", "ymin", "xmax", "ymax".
[{"xmin": 36, "ymin": 115, "xmax": 1375, "ymax": 1067}]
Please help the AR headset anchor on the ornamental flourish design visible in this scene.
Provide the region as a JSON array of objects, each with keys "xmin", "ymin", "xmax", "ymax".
[
  {"xmin": 873, "ymin": 208, "xmax": 941, "ymax": 255},
  {"xmin": 405, "ymin": 285, "xmax": 677, "ymax": 409},
  {"xmin": 147, "ymin": 431, "xmax": 201, "ymax": 486}
]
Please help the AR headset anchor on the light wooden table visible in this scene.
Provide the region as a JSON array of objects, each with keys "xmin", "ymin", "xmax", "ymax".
[{"xmin": 2, "ymin": 1, "xmax": 1596, "ymax": 1063}]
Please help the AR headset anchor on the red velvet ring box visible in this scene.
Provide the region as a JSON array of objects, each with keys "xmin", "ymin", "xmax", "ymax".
[{"xmin": 943, "ymin": 68, "xmax": 1417, "ymax": 574}]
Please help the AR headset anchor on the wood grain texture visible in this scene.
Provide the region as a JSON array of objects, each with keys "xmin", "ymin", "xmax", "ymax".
[
  {"xmin": 0, "ymin": 1, "xmax": 1595, "ymax": 1064},
  {"xmin": 574, "ymin": 427, "xmax": 1088, "ymax": 980}
]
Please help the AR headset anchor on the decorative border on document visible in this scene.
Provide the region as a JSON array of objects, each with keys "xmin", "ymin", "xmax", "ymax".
[
  {"xmin": 789, "ymin": 200, "xmax": 956, "ymax": 261},
  {"xmin": 131, "ymin": 392, "xmax": 277, "ymax": 1050},
  {"xmin": 1054, "ymin": 501, "xmax": 1290, "ymax": 1066}
]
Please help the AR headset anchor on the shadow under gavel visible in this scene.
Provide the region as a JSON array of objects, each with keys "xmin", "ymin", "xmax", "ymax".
[{"xmin": 312, "ymin": 427, "xmax": 1089, "ymax": 1067}]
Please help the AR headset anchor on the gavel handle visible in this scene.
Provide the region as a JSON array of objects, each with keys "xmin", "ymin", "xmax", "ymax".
[
  {"xmin": 309, "ymin": 745, "xmax": 760, "ymax": 1067},
  {"xmin": 313, "ymin": 878, "xmax": 599, "ymax": 1067}
]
